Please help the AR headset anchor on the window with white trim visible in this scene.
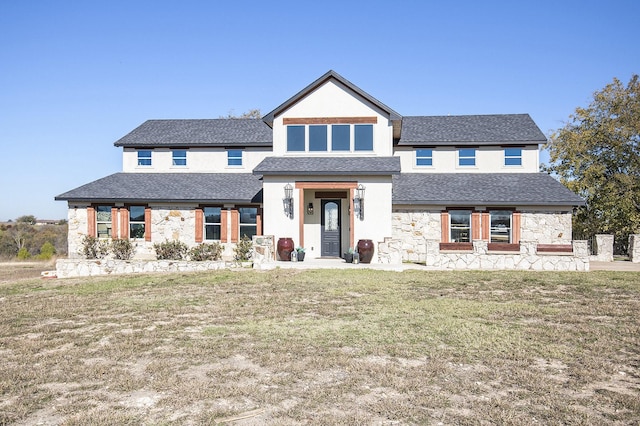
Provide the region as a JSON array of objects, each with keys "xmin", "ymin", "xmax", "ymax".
[
  {"xmin": 137, "ymin": 150, "xmax": 152, "ymax": 166},
  {"xmin": 239, "ymin": 207, "xmax": 257, "ymax": 240},
  {"xmin": 416, "ymin": 149, "xmax": 433, "ymax": 166},
  {"xmin": 172, "ymin": 150, "xmax": 187, "ymax": 166},
  {"xmin": 458, "ymin": 148, "xmax": 476, "ymax": 167},
  {"xmin": 204, "ymin": 207, "xmax": 221, "ymax": 240},
  {"xmin": 129, "ymin": 206, "xmax": 145, "ymax": 239},
  {"xmin": 227, "ymin": 150, "xmax": 243, "ymax": 166},
  {"xmin": 285, "ymin": 124, "xmax": 374, "ymax": 152},
  {"xmin": 490, "ymin": 210, "xmax": 512, "ymax": 243},
  {"xmin": 449, "ymin": 210, "xmax": 471, "ymax": 242},
  {"xmin": 96, "ymin": 206, "xmax": 112, "ymax": 239},
  {"xmin": 504, "ymin": 148, "xmax": 522, "ymax": 166}
]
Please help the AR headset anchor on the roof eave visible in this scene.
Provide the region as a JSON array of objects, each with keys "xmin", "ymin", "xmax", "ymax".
[{"xmin": 262, "ymin": 70, "xmax": 402, "ymax": 127}]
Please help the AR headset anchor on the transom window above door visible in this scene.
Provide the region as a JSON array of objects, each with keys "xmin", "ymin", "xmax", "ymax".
[{"xmin": 286, "ymin": 123, "xmax": 374, "ymax": 152}]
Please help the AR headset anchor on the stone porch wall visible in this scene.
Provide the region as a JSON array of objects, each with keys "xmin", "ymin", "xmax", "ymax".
[{"xmin": 424, "ymin": 240, "xmax": 589, "ymax": 271}]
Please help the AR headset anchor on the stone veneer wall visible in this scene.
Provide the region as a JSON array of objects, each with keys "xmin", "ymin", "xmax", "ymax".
[
  {"xmin": 520, "ymin": 211, "xmax": 572, "ymax": 243},
  {"xmin": 424, "ymin": 240, "xmax": 589, "ymax": 271},
  {"xmin": 56, "ymin": 259, "xmax": 234, "ymax": 278},
  {"xmin": 66, "ymin": 205, "xmax": 237, "ymax": 260},
  {"xmin": 391, "ymin": 210, "xmax": 441, "ymax": 263}
]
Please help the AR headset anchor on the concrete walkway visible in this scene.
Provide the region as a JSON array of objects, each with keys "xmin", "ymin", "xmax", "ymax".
[{"xmin": 263, "ymin": 258, "xmax": 640, "ymax": 272}]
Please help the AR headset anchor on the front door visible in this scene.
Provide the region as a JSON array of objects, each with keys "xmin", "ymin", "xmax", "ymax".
[{"xmin": 321, "ymin": 200, "xmax": 341, "ymax": 257}]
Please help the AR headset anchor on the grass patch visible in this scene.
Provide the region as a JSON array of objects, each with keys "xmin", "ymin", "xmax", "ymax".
[{"xmin": 0, "ymin": 269, "xmax": 638, "ymax": 424}]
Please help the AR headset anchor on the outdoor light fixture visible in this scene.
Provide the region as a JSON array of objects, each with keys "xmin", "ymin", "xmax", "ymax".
[
  {"xmin": 353, "ymin": 184, "xmax": 365, "ymax": 220},
  {"xmin": 283, "ymin": 183, "xmax": 294, "ymax": 218},
  {"xmin": 307, "ymin": 202, "xmax": 314, "ymax": 215}
]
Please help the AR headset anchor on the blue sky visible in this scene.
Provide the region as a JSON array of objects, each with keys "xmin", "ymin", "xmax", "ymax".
[{"xmin": 1, "ymin": 0, "xmax": 638, "ymax": 221}]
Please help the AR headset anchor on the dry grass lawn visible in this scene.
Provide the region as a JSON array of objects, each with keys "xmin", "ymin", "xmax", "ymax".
[{"xmin": 0, "ymin": 264, "xmax": 639, "ymax": 425}]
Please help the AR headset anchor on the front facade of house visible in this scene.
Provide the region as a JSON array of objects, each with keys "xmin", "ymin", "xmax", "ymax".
[{"xmin": 57, "ymin": 70, "xmax": 585, "ymax": 268}]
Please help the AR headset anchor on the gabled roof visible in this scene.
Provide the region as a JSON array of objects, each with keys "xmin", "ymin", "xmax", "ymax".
[
  {"xmin": 55, "ymin": 173, "xmax": 263, "ymax": 203},
  {"xmin": 261, "ymin": 70, "xmax": 402, "ymax": 127},
  {"xmin": 393, "ymin": 173, "xmax": 585, "ymax": 206},
  {"xmin": 253, "ymin": 156, "xmax": 401, "ymax": 176},
  {"xmin": 113, "ymin": 119, "xmax": 272, "ymax": 147},
  {"xmin": 397, "ymin": 114, "xmax": 547, "ymax": 146}
]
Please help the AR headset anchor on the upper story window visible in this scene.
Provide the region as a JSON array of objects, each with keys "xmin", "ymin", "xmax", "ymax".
[
  {"xmin": 354, "ymin": 124, "xmax": 373, "ymax": 151},
  {"xmin": 416, "ymin": 149, "xmax": 433, "ymax": 167},
  {"xmin": 332, "ymin": 125, "xmax": 350, "ymax": 151},
  {"xmin": 449, "ymin": 210, "xmax": 471, "ymax": 243},
  {"xmin": 490, "ymin": 210, "xmax": 512, "ymax": 243},
  {"xmin": 504, "ymin": 148, "xmax": 522, "ymax": 166},
  {"xmin": 286, "ymin": 123, "xmax": 374, "ymax": 152},
  {"xmin": 129, "ymin": 206, "xmax": 146, "ymax": 239},
  {"xmin": 309, "ymin": 125, "xmax": 328, "ymax": 151},
  {"xmin": 227, "ymin": 149, "xmax": 243, "ymax": 166},
  {"xmin": 137, "ymin": 150, "xmax": 152, "ymax": 166},
  {"xmin": 172, "ymin": 150, "xmax": 187, "ymax": 166},
  {"xmin": 287, "ymin": 126, "xmax": 305, "ymax": 151},
  {"xmin": 458, "ymin": 148, "xmax": 476, "ymax": 167},
  {"xmin": 239, "ymin": 207, "xmax": 258, "ymax": 240},
  {"xmin": 204, "ymin": 207, "xmax": 222, "ymax": 240},
  {"xmin": 96, "ymin": 206, "xmax": 112, "ymax": 239}
]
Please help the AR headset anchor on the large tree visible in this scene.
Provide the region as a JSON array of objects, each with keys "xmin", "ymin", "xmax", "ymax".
[{"xmin": 544, "ymin": 75, "xmax": 640, "ymax": 253}]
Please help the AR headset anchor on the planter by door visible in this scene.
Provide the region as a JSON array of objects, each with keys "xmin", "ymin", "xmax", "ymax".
[
  {"xmin": 277, "ymin": 238, "xmax": 294, "ymax": 261},
  {"xmin": 357, "ymin": 239, "xmax": 374, "ymax": 264}
]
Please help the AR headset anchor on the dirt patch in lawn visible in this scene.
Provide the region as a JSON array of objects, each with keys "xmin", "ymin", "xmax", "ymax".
[{"xmin": 1, "ymin": 269, "xmax": 639, "ymax": 424}]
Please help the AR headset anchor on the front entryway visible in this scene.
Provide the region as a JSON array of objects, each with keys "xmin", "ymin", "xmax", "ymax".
[{"xmin": 321, "ymin": 200, "xmax": 341, "ymax": 257}]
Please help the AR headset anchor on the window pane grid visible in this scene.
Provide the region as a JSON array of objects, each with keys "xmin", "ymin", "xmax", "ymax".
[
  {"xmin": 449, "ymin": 210, "xmax": 471, "ymax": 243},
  {"xmin": 490, "ymin": 210, "xmax": 512, "ymax": 243},
  {"xmin": 504, "ymin": 148, "xmax": 522, "ymax": 166},
  {"xmin": 458, "ymin": 149, "xmax": 476, "ymax": 167},
  {"xmin": 416, "ymin": 149, "xmax": 433, "ymax": 166},
  {"xmin": 137, "ymin": 150, "xmax": 152, "ymax": 166},
  {"xmin": 227, "ymin": 150, "xmax": 243, "ymax": 166},
  {"xmin": 129, "ymin": 206, "xmax": 145, "ymax": 239},
  {"xmin": 172, "ymin": 150, "xmax": 187, "ymax": 166},
  {"xmin": 239, "ymin": 207, "xmax": 258, "ymax": 240},
  {"xmin": 204, "ymin": 207, "xmax": 221, "ymax": 240},
  {"xmin": 96, "ymin": 206, "xmax": 112, "ymax": 239}
]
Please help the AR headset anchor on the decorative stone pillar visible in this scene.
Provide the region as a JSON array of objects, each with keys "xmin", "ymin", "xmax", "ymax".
[
  {"xmin": 593, "ymin": 234, "xmax": 614, "ymax": 262},
  {"xmin": 572, "ymin": 240, "xmax": 589, "ymax": 258},
  {"xmin": 425, "ymin": 239, "xmax": 440, "ymax": 267},
  {"xmin": 629, "ymin": 235, "xmax": 640, "ymax": 263},
  {"xmin": 473, "ymin": 240, "xmax": 488, "ymax": 255},
  {"xmin": 252, "ymin": 235, "xmax": 275, "ymax": 268}
]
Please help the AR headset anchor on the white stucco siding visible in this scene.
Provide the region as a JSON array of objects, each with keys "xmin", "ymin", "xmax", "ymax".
[
  {"xmin": 122, "ymin": 147, "xmax": 271, "ymax": 173},
  {"xmin": 271, "ymin": 80, "xmax": 394, "ymax": 157},
  {"xmin": 395, "ymin": 145, "xmax": 539, "ymax": 173},
  {"xmin": 262, "ymin": 175, "xmax": 393, "ymax": 263}
]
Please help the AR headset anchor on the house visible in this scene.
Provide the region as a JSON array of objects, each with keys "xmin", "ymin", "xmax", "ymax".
[{"xmin": 56, "ymin": 70, "xmax": 586, "ymax": 270}]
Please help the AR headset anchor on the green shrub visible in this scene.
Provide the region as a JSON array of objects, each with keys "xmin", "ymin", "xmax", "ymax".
[
  {"xmin": 17, "ymin": 247, "xmax": 31, "ymax": 260},
  {"xmin": 233, "ymin": 235, "xmax": 253, "ymax": 262},
  {"xmin": 153, "ymin": 240, "xmax": 188, "ymax": 260},
  {"xmin": 37, "ymin": 242, "xmax": 56, "ymax": 260},
  {"xmin": 111, "ymin": 238, "xmax": 134, "ymax": 260},
  {"xmin": 79, "ymin": 236, "xmax": 109, "ymax": 259},
  {"xmin": 189, "ymin": 242, "xmax": 223, "ymax": 261}
]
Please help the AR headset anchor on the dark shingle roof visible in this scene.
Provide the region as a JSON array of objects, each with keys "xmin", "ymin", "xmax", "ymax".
[
  {"xmin": 113, "ymin": 119, "xmax": 272, "ymax": 147},
  {"xmin": 55, "ymin": 173, "xmax": 263, "ymax": 203},
  {"xmin": 253, "ymin": 156, "xmax": 401, "ymax": 176},
  {"xmin": 397, "ymin": 114, "xmax": 547, "ymax": 146},
  {"xmin": 393, "ymin": 173, "xmax": 584, "ymax": 206}
]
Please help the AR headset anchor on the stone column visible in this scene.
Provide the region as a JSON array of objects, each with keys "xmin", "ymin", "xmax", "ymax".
[
  {"xmin": 629, "ymin": 235, "xmax": 640, "ymax": 263},
  {"xmin": 593, "ymin": 234, "xmax": 614, "ymax": 262}
]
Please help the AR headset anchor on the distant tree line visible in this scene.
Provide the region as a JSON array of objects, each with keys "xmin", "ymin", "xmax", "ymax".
[{"xmin": 0, "ymin": 216, "xmax": 67, "ymax": 260}]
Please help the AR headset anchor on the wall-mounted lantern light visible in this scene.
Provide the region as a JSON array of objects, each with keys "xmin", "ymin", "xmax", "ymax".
[
  {"xmin": 353, "ymin": 184, "xmax": 365, "ymax": 220},
  {"xmin": 283, "ymin": 183, "xmax": 294, "ymax": 218},
  {"xmin": 307, "ymin": 202, "xmax": 314, "ymax": 215}
]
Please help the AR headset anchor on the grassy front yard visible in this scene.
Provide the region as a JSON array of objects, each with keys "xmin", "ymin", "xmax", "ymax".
[{"xmin": 1, "ymin": 268, "xmax": 639, "ymax": 424}]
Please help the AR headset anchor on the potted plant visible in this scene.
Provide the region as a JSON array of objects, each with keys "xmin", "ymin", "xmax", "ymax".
[
  {"xmin": 343, "ymin": 247, "xmax": 355, "ymax": 263},
  {"xmin": 296, "ymin": 247, "xmax": 306, "ymax": 262}
]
